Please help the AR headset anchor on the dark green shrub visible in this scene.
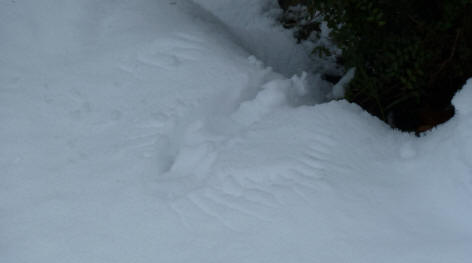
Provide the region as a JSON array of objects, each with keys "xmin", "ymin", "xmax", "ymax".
[{"xmin": 280, "ymin": 0, "xmax": 472, "ymax": 132}]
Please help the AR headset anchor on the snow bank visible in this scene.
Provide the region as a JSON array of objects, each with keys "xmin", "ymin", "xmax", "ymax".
[{"xmin": 1, "ymin": 0, "xmax": 471, "ymax": 262}]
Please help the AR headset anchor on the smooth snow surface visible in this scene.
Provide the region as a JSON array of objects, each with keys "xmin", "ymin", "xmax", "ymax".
[{"xmin": 1, "ymin": 0, "xmax": 471, "ymax": 262}]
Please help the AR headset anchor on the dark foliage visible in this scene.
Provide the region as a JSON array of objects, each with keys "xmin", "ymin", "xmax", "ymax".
[{"xmin": 279, "ymin": 0, "xmax": 472, "ymax": 133}]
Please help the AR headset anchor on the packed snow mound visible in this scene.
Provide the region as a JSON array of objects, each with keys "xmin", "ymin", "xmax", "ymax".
[
  {"xmin": 1, "ymin": 0, "xmax": 471, "ymax": 263},
  {"xmin": 453, "ymin": 79, "xmax": 472, "ymax": 115},
  {"xmin": 449, "ymin": 80, "xmax": 472, "ymax": 162}
]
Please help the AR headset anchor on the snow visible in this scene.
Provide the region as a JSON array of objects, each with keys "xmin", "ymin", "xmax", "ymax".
[
  {"xmin": 330, "ymin": 67, "xmax": 355, "ymax": 99},
  {"xmin": 1, "ymin": 0, "xmax": 471, "ymax": 262}
]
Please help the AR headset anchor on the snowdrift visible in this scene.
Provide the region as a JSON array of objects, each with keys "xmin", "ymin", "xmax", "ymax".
[{"xmin": 1, "ymin": 0, "xmax": 471, "ymax": 262}]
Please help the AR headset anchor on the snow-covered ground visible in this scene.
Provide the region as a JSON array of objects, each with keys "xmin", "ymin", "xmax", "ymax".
[{"xmin": 1, "ymin": 0, "xmax": 471, "ymax": 262}]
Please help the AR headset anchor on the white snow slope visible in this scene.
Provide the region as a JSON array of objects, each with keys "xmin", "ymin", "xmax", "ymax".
[{"xmin": 1, "ymin": 0, "xmax": 472, "ymax": 262}]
